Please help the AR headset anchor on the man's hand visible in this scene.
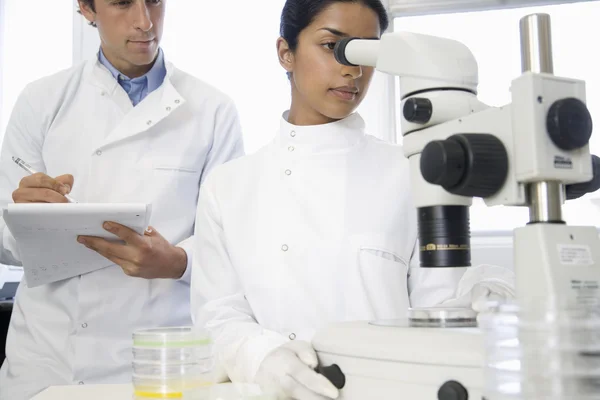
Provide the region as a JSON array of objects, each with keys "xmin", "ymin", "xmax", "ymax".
[
  {"xmin": 255, "ymin": 341, "xmax": 339, "ymax": 400},
  {"xmin": 77, "ymin": 223, "xmax": 187, "ymax": 279},
  {"xmin": 12, "ymin": 173, "xmax": 74, "ymax": 203}
]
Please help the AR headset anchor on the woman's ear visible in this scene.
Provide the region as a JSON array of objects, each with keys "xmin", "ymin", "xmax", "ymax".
[{"xmin": 277, "ymin": 37, "xmax": 294, "ymax": 74}]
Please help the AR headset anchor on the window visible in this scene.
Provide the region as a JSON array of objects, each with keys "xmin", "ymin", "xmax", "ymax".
[
  {"xmin": 394, "ymin": 2, "xmax": 600, "ymax": 231},
  {"xmin": 160, "ymin": 1, "xmax": 289, "ymax": 154},
  {"xmin": 0, "ymin": 0, "xmax": 73, "ymax": 148},
  {"xmin": 161, "ymin": 1, "xmax": 394, "ymax": 153}
]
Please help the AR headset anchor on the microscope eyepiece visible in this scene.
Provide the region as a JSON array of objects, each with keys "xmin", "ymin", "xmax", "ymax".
[{"xmin": 334, "ymin": 37, "xmax": 359, "ymax": 67}]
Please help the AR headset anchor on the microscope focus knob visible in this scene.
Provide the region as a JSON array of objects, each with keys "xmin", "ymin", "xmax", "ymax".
[
  {"xmin": 566, "ymin": 154, "xmax": 600, "ymax": 200},
  {"xmin": 438, "ymin": 380, "xmax": 469, "ymax": 400},
  {"xmin": 403, "ymin": 97, "xmax": 433, "ymax": 124},
  {"xmin": 315, "ymin": 364, "xmax": 346, "ymax": 389},
  {"xmin": 547, "ymin": 97, "xmax": 593, "ymax": 151},
  {"xmin": 421, "ymin": 134, "xmax": 508, "ymax": 198},
  {"xmin": 420, "ymin": 139, "xmax": 465, "ymax": 187}
]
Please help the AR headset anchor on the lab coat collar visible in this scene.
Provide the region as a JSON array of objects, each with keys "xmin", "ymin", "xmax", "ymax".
[
  {"xmin": 98, "ymin": 48, "xmax": 166, "ymax": 95},
  {"xmin": 87, "ymin": 51, "xmax": 179, "ymax": 99},
  {"xmin": 84, "ymin": 54, "xmax": 187, "ymax": 150},
  {"xmin": 278, "ymin": 111, "xmax": 366, "ymax": 154}
]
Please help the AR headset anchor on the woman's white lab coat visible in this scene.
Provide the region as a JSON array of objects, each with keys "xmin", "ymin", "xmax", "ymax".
[
  {"xmin": 0, "ymin": 56, "xmax": 243, "ymax": 399},
  {"xmin": 191, "ymin": 112, "xmax": 514, "ymax": 384}
]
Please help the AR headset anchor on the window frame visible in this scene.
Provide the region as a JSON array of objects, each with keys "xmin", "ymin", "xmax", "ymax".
[{"xmin": 388, "ymin": 0, "xmax": 598, "ymax": 17}]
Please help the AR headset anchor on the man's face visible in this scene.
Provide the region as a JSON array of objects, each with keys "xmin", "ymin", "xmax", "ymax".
[{"xmin": 79, "ymin": 0, "xmax": 166, "ymax": 76}]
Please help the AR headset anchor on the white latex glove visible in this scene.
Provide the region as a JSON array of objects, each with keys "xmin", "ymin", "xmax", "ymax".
[
  {"xmin": 439, "ymin": 265, "xmax": 516, "ymax": 313},
  {"xmin": 470, "ymin": 280, "xmax": 516, "ymax": 313},
  {"xmin": 254, "ymin": 340, "xmax": 340, "ymax": 400}
]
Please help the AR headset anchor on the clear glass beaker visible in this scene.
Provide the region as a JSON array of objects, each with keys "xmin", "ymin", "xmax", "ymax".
[
  {"xmin": 479, "ymin": 303, "xmax": 600, "ymax": 400},
  {"xmin": 132, "ymin": 326, "xmax": 214, "ymax": 399}
]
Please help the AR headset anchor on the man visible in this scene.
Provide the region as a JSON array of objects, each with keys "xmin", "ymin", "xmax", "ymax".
[{"xmin": 0, "ymin": 1, "xmax": 244, "ymax": 398}]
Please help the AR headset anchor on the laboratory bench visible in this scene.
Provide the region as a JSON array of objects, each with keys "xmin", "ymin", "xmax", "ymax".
[{"xmin": 32, "ymin": 383, "xmax": 267, "ymax": 400}]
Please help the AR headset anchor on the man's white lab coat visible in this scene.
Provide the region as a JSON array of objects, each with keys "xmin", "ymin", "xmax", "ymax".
[
  {"xmin": 0, "ymin": 56, "xmax": 243, "ymax": 400},
  {"xmin": 191, "ymin": 112, "xmax": 514, "ymax": 384}
]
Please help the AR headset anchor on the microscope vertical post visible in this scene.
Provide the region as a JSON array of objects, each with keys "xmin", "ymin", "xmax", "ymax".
[
  {"xmin": 520, "ymin": 13, "xmax": 554, "ymax": 75},
  {"xmin": 520, "ymin": 14, "xmax": 566, "ymax": 224}
]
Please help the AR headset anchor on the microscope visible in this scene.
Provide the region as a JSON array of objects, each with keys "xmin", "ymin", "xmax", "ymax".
[{"xmin": 312, "ymin": 13, "xmax": 600, "ymax": 399}]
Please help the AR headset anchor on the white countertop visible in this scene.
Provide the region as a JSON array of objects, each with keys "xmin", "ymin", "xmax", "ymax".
[
  {"xmin": 32, "ymin": 384, "xmax": 133, "ymax": 400},
  {"xmin": 32, "ymin": 383, "xmax": 270, "ymax": 400}
]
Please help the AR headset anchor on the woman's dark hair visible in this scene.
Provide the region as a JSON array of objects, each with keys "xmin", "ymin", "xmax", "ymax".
[
  {"xmin": 77, "ymin": 0, "xmax": 97, "ymax": 27},
  {"xmin": 280, "ymin": 0, "xmax": 389, "ymax": 51}
]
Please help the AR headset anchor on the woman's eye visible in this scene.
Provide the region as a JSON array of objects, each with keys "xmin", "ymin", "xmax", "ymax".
[{"xmin": 323, "ymin": 42, "xmax": 336, "ymax": 50}]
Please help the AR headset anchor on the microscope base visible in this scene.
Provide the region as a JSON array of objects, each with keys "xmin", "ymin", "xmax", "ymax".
[{"xmin": 312, "ymin": 320, "xmax": 484, "ymax": 400}]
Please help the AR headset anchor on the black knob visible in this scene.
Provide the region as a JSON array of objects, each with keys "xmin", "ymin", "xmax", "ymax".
[
  {"xmin": 316, "ymin": 364, "xmax": 345, "ymax": 389},
  {"xmin": 420, "ymin": 139, "xmax": 466, "ymax": 187},
  {"xmin": 438, "ymin": 380, "xmax": 469, "ymax": 400},
  {"xmin": 547, "ymin": 97, "xmax": 593, "ymax": 151},
  {"xmin": 421, "ymin": 134, "xmax": 508, "ymax": 198},
  {"xmin": 566, "ymin": 154, "xmax": 600, "ymax": 200},
  {"xmin": 404, "ymin": 97, "xmax": 433, "ymax": 124}
]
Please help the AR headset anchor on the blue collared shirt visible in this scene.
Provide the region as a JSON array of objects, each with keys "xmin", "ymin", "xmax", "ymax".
[{"xmin": 98, "ymin": 48, "xmax": 167, "ymax": 106}]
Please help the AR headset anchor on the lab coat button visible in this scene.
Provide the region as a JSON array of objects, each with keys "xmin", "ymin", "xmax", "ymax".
[
  {"xmin": 290, "ymin": 131, "xmax": 296, "ymax": 137},
  {"xmin": 147, "ymin": 120, "xmax": 153, "ymax": 126},
  {"xmin": 78, "ymin": 381, "xmax": 84, "ymax": 385},
  {"xmin": 289, "ymin": 333, "xmax": 296, "ymax": 340},
  {"xmin": 288, "ymin": 146, "xmax": 295, "ymax": 152},
  {"xmin": 82, "ymin": 323, "xmax": 88, "ymax": 328},
  {"xmin": 166, "ymin": 106, "xmax": 172, "ymax": 112},
  {"xmin": 285, "ymin": 170, "xmax": 292, "ymax": 176},
  {"xmin": 96, "ymin": 150, "xmax": 102, "ymax": 156},
  {"xmin": 175, "ymin": 99, "xmax": 181, "ymax": 104},
  {"xmin": 281, "ymin": 245, "xmax": 289, "ymax": 252}
]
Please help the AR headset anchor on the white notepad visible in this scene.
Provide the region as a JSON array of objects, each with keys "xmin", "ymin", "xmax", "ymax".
[{"xmin": 3, "ymin": 203, "xmax": 152, "ymax": 287}]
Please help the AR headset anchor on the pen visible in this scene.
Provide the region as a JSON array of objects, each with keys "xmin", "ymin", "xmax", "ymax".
[{"xmin": 12, "ymin": 156, "xmax": 77, "ymax": 203}]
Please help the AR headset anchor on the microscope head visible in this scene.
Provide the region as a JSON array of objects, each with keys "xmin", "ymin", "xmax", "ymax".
[
  {"xmin": 335, "ymin": 32, "xmax": 478, "ymax": 96},
  {"xmin": 335, "ymin": 32, "xmax": 488, "ymax": 136}
]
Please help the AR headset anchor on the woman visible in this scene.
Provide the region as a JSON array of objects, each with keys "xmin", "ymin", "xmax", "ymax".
[{"xmin": 191, "ymin": 1, "xmax": 514, "ymax": 399}]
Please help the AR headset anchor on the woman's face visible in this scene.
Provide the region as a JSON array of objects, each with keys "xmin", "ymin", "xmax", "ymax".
[{"xmin": 279, "ymin": 2, "xmax": 381, "ymax": 125}]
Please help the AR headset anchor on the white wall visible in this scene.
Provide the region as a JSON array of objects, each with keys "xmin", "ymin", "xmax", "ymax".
[
  {"xmin": 0, "ymin": 0, "xmax": 72, "ymax": 148},
  {"xmin": 471, "ymin": 233, "xmax": 514, "ymax": 270},
  {"xmin": 388, "ymin": 0, "xmax": 596, "ymax": 16}
]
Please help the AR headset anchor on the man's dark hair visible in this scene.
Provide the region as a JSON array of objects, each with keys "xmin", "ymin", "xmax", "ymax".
[{"xmin": 77, "ymin": 0, "xmax": 97, "ymax": 28}]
